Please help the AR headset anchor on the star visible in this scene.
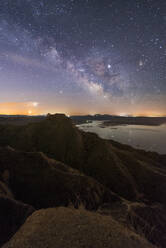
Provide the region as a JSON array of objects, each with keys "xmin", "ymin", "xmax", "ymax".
[
  {"xmin": 0, "ymin": 0, "xmax": 165, "ymax": 116},
  {"xmin": 32, "ymin": 102, "xmax": 39, "ymax": 107},
  {"xmin": 139, "ymin": 60, "xmax": 145, "ymax": 67}
]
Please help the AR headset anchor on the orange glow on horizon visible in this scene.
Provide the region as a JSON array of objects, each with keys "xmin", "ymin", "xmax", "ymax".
[
  {"xmin": 0, "ymin": 102, "xmax": 165, "ymax": 117},
  {"xmin": 0, "ymin": 102, "xmax": 40, "ymax": 116},
  {"xmin": 133, "ymin": 112, "xmax": 165, "ymax": 117}
]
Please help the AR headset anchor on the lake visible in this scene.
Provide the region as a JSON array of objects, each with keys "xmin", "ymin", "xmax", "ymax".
[{"xmin": 77, "ymin": 121, "xmax": 166, "ymax": 154}]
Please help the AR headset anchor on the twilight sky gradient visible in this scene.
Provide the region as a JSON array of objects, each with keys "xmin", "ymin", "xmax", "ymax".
[{"xmin": 0, "ymin": 0, "xmax": 166, "ymax": 116}]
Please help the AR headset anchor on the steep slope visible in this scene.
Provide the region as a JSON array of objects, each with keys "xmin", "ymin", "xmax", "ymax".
[
  {"xmin": 0, "ymin": 147, "xmax": 119, "ymax": 210},
  {"xmin": 99, "ymin": 200, "xmax": 166, "ymax": 248},
  {"xmin": 0, "ymin": 114, "xmax": 84, "ymax": 167},
  {"xmin": 110, "ymin": 141, "xmax": 166, "ymax": 205}
]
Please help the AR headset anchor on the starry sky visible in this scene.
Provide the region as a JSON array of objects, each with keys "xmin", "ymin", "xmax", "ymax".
[{"xmin": 0, "ymin": 0, "xmax": 166, "ymax": 116}]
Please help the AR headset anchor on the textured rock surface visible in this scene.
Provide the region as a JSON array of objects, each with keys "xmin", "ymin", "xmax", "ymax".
[
  {"xmin": 2, "ymin": 207, "xmax": 155, "ymax": 248},
  {"xmin": 126, "ymin": 202, "xmax": 166, "ymax": 248},
  {"xmin": 99, "ymin": 201, "xmax": 166, "ymax": 248}
]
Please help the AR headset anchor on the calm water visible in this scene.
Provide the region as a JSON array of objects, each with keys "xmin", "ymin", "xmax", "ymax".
[{"xmin": 77, "ymin": 121, "xmax": 166, "ymax": 154}]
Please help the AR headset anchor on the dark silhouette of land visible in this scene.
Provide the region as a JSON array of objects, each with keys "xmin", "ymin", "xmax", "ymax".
[
  {"xmin": 0, "ymin": 114, "xmax": 166, "ymax": 248},
  {"xmin": 1, "ymin": 114, "xmax": 166, "ymax": 126},
  {"xmin": 0, "ymin": 115, "xmax": 45, "ymax": 125}
]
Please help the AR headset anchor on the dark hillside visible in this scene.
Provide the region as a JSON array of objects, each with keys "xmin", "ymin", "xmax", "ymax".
[
  {"xmin": 0, "ymin": 114, "xmax": 166, "ymax": 247},
  {"xmin": 0, "ymin": 114, "xmax": 165, "ymax": 204}
]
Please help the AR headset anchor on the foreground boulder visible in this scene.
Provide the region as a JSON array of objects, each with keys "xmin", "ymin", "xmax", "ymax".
[
  {"xmin": 0, "ymin": 147, "xmax": 119, "ymax": 210},
  {"xmin": 2, "ymin": 207, "xmax": 155, "ymax": 248}
]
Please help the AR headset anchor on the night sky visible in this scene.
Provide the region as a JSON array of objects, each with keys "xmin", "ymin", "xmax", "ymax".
[{"xmin": 0, "ymin": 0, "xmax": 166, "ymax": 116}]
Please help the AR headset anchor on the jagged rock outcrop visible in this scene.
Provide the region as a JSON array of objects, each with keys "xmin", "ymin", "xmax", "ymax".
[{"xmin": 2, "ymin": 207, "xmax": 155, "ymax": 248}]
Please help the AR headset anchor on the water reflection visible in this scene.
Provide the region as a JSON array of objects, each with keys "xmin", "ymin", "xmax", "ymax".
[{"xmin": 77, "ymin": 121, "xmax": 166, "ymax": 154}]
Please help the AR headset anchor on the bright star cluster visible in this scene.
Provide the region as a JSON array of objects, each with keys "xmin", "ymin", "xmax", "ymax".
[{"xmin": 0, "ymin": 0, "xmax": 166, "ymax": 116}]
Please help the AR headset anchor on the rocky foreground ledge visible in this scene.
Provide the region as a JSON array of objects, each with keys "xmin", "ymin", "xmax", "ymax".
[{"xmin": 3, "ymin": 207, "xmax": 155, "ymax": 248}]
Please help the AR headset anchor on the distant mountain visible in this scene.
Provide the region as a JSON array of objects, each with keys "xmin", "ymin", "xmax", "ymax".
[{"xmin": 0, "ymin": 114, "xmax": 166, "ymax": 247}]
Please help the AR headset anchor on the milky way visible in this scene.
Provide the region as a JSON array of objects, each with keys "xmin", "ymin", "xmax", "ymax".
[{"xmin": 0, "ymin": 0, "xmax": 166, "ymax": 115}]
